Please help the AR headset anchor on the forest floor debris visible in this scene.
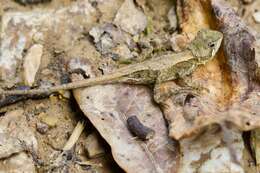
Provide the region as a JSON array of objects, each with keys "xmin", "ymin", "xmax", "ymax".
[{"xmin": 1, "ymin": 0, "xmax": 260, "ymax": 173}]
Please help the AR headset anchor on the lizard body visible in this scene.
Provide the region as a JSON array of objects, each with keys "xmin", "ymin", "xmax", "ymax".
[{"xmin": 0, "ymin": 29, "xmax": 223, "ymax": 97}]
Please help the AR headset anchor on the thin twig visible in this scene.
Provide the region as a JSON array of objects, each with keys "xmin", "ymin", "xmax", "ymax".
[{"xmin": 63, "ymin": 120, "xmax": 86, "ymax": 151}]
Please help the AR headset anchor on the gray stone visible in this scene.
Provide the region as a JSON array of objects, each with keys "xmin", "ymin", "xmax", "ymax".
[
  {"xmin": 167, "ymin": 6, "xmax": 177, "ymax": 31},
  {"xmin": 114, "ymin": 0, "xmax": 147, "ymax": 35},
  {"xmin": 0, "ymin": 152, "xmax": 36, "ymax": 173},
  {"xmin": 85, "ymin": 133, "xmax": 105, "ymax": 159},
  {"xmin": 36, "ymin": 122, "xmax": 49, "ymax": 134},
  {"xmin": 253, "ymin": 11, "xmax": 260, "ymax": 23},
  {"xmin": 89, "ymin": 23, "xmax": 134, "ymax": 60}
]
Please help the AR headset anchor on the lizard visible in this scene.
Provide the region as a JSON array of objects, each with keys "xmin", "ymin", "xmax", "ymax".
[{"xmin": 0, "ymin": 29, "xmax": 223, "ymax": 103}]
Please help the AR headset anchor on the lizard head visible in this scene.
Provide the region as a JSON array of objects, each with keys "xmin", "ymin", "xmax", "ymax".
[{"xmin": 188, "ymin": 29, "xmax": 223, "ymax": 61}]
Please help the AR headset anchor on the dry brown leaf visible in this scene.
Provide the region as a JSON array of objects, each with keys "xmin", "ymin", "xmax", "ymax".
[
  {"xmin": 161, "ymin": 0, "xmax": 231, "ymax": 140},
  {"xmin": 158, "ymin": 0, "xmax": 260, "ymax": 141},
  {"xmin": 179, "ymin": 126, "xmax": 245, "ymax": 173},
  {"xmin": 159, "ymin": 0, "xmax": 254, "ymax": 172},
  {"xmin": 163, "ymin": 91, "xmax": 260, "ymax": 138},
  {"xmin": 213, "ymin": 0, "xmax": 256, "ymax": 100},
  {"xmin": 71, "ymin": 61, "xmax": 179, "ymax": 173}
]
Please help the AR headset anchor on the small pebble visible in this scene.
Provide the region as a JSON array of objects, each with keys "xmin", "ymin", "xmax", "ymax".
[
  {"xmin": 114, "ymin": 0, "xmax": 147, "ymax": 35},
  {"xmin": 38, "ymin": 112, "xmax": 58, "ymax": 127},
  {"xmin": 36, "ymin": 122, "xmax": 49, "ymax": 134},
  {"xmin": 58, "ymin": 90, "xmax": 71, "ymax": 99},
  {"xmin": 84, "ymin": 133, "xmax": 105, "ymax": 159},
  {"xmin": 23, "ymin": 44, "xmax": 43, "ymax": 86},
  {"xmin": 112, "ymin": 44, "xmax": 133, "ymax": 60},
  {"xmin": 253, "ymin": 11, "xmax": 260, "ymax": 23},
  {"xmin": 167, "ymin": 6, "xmax": 177, "ymax": 31}
]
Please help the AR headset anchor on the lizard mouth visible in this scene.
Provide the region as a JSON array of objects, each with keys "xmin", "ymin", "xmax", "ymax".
[{"xmin": 211, "ymin": 39, "xmax": 223, "ymax": 56}]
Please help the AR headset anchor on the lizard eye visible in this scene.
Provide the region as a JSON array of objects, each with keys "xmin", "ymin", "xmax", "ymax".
[{"xmin": 208, "ymin": 42, "xmax": 215, "ymax": 48}]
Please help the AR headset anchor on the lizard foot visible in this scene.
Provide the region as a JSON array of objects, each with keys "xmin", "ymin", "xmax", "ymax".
[{"xmin": 153, "ymin": 82, "xmax": 203, "ymax": 104}]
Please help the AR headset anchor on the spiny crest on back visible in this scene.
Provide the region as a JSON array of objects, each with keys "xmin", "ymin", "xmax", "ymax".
[{"xmin": 188, "ymin": 29, "xmax": 223, "ymax": 59}]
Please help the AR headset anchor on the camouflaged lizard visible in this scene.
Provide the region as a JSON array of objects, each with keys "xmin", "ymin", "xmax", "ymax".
[{"xmin": 0, "ymin": 29, "xmax": 223, "ymax": 103}]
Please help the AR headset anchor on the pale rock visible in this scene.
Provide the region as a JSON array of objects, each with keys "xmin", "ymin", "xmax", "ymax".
[
  {"xmin": 0, "ymin": 109, "xmax": 38, "ymax": 173},
  {"xmin": 112, "ymin": 44, "xmax": 133, "ymax": 60},
  {"xmin": 167, "ymin": 6, "xmax": 177, "ymax": 31},
  {"xmin": 114, "ymin": 0, "xmax": 147, "ymax": 35},
  {"xmin": 179, "ymin": 127, "xmax": 244, "ymax": 173},
  {"xmin": 0, "ymin": 152, "xmax": 36, "ymax": 173},
  {"xmin": 36, "ymin": 122, "xmax": 49, "ymax": 134},
  {"xmin": 89, "ymin": 25, "xmax": 106, "ymax": 43},
  {"xmin": 89, "ymin": 23, "xmax": 120, "ymax": 54},
  {"xmin": 0, "ymin": 133, "xmax": 23, "ymax": 158},
  {"xmin": 89, "ymin": 23, "xmax": 134, "ymax": 60},
  {"xmin": 0, "ymin": 109, "xmax": 37, "ymax": 158},
  {"xmin": 0, "ymin": 11, "xmax": 49, "ymax": 83},
  {"xmin": 23, "ymin": 44, "xmax": 43, "ymax": 86},
  {"xmin": 253, "ymin": 11, "xmax": 260, "ymax": 23},
  {"xmin": 85, "ymin": 132, "xmax": 105, "ymax": 159},
  {"xmin": 38, "ymin": 112, "xmax": 59, "ymax": 127},
  {"xmin": 98, "ymin": 33, "xmax": 114, "ymax": 54},
  {"xmin": 0, "ymin": 110, "xmax": 37, "ymax": 172}
]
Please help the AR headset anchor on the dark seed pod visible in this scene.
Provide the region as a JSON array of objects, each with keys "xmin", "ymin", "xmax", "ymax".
[
  {"xmin": 127, "ymin": 116, "xmax": 155, "ymax": 140},
  {"xmin": 14, "ymin": 0, "xmax": 52, "ymax": 5}
]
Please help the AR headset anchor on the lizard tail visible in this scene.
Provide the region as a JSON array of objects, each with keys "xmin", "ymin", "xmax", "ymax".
[{"xmin": 0, "ymin": 73, "xmax": 122, "ymax": 96}]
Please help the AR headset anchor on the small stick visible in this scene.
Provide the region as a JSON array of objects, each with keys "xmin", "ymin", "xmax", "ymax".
[
  {"xmin": 0, "ymin": 86, "xmax": 51, "ymax": 108},
  {"xmin": 127, "ymin": 116, "xmax": 155, "ymax": 140},
  {"xmin": 75, "ymin": 161, "xmax": 103, "ymax": 168}
]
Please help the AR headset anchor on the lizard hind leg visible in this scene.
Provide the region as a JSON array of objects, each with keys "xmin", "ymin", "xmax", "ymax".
[
  {"xmin": 176, "ymin": 77, "xmax": 208, "ymax": 94},
  {"xmin": 153, "ymin": 79, "xmax": 203, "ymax": 104},
  {"xmin": 153, "ymin": 69, "xmax": 180, "ymax": 104},
  {"xmin": 153, "ymin": 80, "xmax": 181, "ymax": 104},
  {"xmin": 153, "ymin": 82, "xmax": 170, "ymax": 104}
]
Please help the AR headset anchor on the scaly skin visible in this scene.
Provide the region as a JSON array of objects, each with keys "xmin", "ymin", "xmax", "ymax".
[{"xmin": 0, "ymin": 29, "xmax": 223, "ymax": 98}]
